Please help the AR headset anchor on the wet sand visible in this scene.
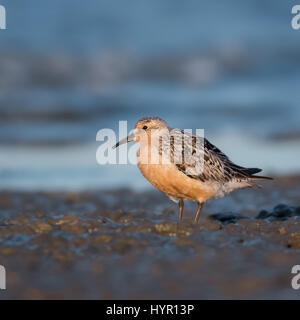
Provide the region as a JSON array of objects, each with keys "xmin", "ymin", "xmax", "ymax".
[{"xmin": 0, "ymin": 176, "xmax": 300, "ymax": 299}]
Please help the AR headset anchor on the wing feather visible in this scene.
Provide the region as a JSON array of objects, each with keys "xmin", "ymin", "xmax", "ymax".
[{"xmin": 160, "ymin": 130, "xmax": 261, "ymax": 183}]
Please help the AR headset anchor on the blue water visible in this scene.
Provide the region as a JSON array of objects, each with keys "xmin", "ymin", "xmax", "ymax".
[{"xmin": 0, "ymin": 0, "xmax": 299, "ymax": 190}]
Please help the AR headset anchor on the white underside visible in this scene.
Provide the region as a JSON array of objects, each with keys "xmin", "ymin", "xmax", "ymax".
[{"xmin": 167, "ymin": 179, "xmax": 251, "ymax": 203}]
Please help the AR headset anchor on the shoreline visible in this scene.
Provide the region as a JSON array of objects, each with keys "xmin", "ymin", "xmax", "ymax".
[{"xmin": 0, "ymin": 175, "xmax": 299, "ymax": 299}]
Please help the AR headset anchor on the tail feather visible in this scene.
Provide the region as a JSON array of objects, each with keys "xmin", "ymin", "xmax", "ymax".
[
  {"xmin": 249, "ymin": 175, "xmax": 273, "ymax": 181},
  {"xmin": 246, "ymin": 168, "xmax": 262, "ymax": 175},
  {"xmin": 242, "ymin": 167, "xmax": 273, "ymax": 181}
]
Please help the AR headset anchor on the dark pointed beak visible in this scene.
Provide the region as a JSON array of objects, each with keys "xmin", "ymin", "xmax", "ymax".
[{"xmin": 113, "ymin": 132, "xmax": 136, "ymax": 149}]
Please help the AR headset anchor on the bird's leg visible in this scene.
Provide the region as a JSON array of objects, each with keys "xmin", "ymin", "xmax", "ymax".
[
  {"xmin": 178, "ymin": 199, "xmax": 184, "ymax": 221},
  {"xmin": 193, "ymin": 202, "xmax": 203, "ymax": 224}
]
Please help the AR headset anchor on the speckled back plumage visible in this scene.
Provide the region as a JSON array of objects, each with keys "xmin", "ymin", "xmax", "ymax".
[{"xmin": 156, "ymin": 127, "xmax": 268, "ymax": 188}]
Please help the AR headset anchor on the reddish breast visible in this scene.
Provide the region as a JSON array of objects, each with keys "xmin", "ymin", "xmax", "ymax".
[{"xmin": 137, "ymin": 162, "xmax": 215, "ymax": 202}]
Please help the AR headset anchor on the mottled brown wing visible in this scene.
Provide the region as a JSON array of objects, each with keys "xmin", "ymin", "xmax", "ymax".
[{"xmin": 175, "ymin": 134, "xmax": 261, "ymax": 183}]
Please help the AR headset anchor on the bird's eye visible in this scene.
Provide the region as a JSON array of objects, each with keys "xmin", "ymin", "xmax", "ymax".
[{"xmin": 143, "ymin": 126, "xmax": 148, "ymax": 130}]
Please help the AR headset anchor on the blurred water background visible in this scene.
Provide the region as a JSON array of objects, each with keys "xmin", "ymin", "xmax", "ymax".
[{"xmin": 0, "ymin": 0, "xmax": 300, "ymax": 190}]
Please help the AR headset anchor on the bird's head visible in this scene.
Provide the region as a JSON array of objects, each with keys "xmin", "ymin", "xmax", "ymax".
[
  {"xmin": 113, "ymin": 117, "xmax": 169, "ymax": 149},
  {"xmin": 135, "ymin": 117, "xmax": 168, "ymax": 132}
]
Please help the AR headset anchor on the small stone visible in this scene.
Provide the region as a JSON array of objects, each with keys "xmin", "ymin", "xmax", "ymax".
[
  {"xmin": 256, "ymin": 210, "xmax": 271, "ymax": 219},
  {"xmin": 29, "ymin": 221, "xmax": 52, "ymax": 234},
  {"xmin": 48, "ymin": 214, "xmax": 79, "ymax": 226},
  {"xmin": 294, "ymin": 207, "xmax": 300, "ymax": 216},
  {"xmin": 210, "ymin": 213, "xmax": 246, "ymax": 225},
  {"xmin": 273, "ymin": 204, "xmax": 294, "ymax": 218}
]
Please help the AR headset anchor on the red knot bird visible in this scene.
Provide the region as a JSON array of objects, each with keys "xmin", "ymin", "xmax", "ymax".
[{"xmin": 113, "ymin": 117, "xmax": 272, "ymax": 224}]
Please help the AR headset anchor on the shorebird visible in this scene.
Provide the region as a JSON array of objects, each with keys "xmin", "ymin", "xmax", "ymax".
[{"xmin": 113, "ymin": 117, "xmax": 272, "ymax": 224}]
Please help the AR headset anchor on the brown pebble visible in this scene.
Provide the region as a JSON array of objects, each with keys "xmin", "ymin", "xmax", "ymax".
[{"xmin": 29, "ymin": 221, "xmax": 52, "ymax": 234}]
